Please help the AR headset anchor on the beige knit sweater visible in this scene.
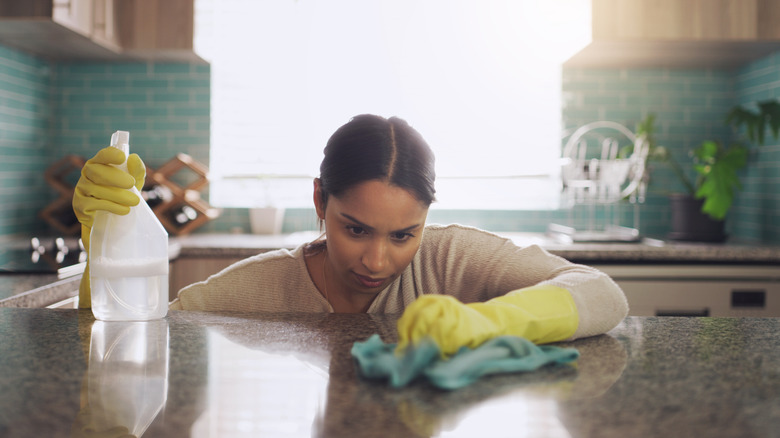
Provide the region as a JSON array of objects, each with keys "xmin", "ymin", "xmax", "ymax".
[{"xmin": 170, "ymin": 224, "xmax": 628, "ymax": 339}]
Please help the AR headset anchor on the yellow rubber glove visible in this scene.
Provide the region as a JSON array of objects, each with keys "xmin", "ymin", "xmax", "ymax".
[
  {"xmin": 397, "ymin": 285, "xmax": 579, "ymax": 356},
  {"xmin": 73, "ymin": 147, "xmax": 146, "ymax": 308}
]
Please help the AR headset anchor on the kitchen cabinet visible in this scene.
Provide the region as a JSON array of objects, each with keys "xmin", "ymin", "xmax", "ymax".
[
  {"xmin": 0, "ymin": 0, "xmax": 121, "ymax": 59},
  {"xmin": 592, "ymin": 264, "xmax": 780, "ymax": 317},
  {"xmin": 89, "ymin": 0, "xmax": 119, "ymax": 50},
  {"xmin": 565, "ymin": 0, "xmax": 780, "ymax": 68},
  {"xmin": 169, "ymin": 256, "xmax": 244, "ymax": 300},
  {"xmin": 115, "ymin": 0, "xmax": 201, "ymax": 62},
  {"xmin": 52, "ymin": 0, "xmax": 94, "ymax": 38},
  {"xmin": 0, "ymin": 0, "xmax": 202, "ymax": 62}
]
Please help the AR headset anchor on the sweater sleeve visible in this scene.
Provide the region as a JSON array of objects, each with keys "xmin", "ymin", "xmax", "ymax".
[
  {"xmin": 421, "ymin": 225, "xmax": 629, "ymax": 339},
  {"xmin": 527, "ymin": 248, "xmax": 629, "ymax": 339}
]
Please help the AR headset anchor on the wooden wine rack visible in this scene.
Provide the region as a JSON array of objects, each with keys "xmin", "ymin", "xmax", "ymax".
[
  {"xmin": 40, "ymin": 153, "xmax": 220, "ymax": 236},
  {"xmin": 146, "ymin": 153, "xmax": 221, "ymax": 236},
  {"xmin": 40, "ymin": 155, "xmax": 86, "ymax": 236}
]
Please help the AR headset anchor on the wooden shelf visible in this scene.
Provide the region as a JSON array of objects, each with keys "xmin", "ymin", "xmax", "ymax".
[
  {"xmin": 39, "ymin": 155, "xmax": 86, "ymax": 235},
  {"xmin": 145, "ymin": 153, "xmax": 220, "ymax": 236}
]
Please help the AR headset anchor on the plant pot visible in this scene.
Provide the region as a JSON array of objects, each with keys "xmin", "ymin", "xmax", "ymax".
[
  {"xmin": 249, "ymin": 207, "xmax": 285, "ymax": 235},
  {"xmin": 667, "ymin": 194, "xmax": 726, "ymax": 242}
]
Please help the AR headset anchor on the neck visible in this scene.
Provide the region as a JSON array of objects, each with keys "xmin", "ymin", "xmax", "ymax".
[{"xmin": 321, "ymin": 252, "xmax": 373, "ymax": 313}]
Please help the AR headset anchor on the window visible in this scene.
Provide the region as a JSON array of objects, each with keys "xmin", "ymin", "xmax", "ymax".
[{"xmin": 195, "ymin": 0, "xmax": 590, "ymax": 209}]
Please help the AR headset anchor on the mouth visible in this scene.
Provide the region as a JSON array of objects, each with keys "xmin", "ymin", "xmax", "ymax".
[{"xmin": 354, "ymin": 273, "xmax": 387, "ymax": 289}]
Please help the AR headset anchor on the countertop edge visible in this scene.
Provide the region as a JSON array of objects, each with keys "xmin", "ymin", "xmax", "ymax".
[{"xmin": 0, "ymin": 276, "xmax": 80, "ymax": 308}]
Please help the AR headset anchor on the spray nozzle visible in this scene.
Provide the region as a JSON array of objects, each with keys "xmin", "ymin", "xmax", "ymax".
[{"xmin": 110, "ymin": 131, "xmax": 130, "ymax": 156}]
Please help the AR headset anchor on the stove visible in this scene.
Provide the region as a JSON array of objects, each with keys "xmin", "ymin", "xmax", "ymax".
[{"xmin": 0, "ymin": 237, "xmax": 86, "ymax": 277}]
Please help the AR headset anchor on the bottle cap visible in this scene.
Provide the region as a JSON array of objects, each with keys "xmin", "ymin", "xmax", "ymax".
[{"xmin": 110, "ymin": 131, "xmax": 130, "ymax": 156}]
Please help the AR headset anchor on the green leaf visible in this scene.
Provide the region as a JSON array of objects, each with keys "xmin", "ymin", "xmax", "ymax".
[
  {"xmin": 759, "ymin": 101, "xmax": 780, "ymax": 141},
  {"xmin": 693, "ymin": 163, "xmax": 709, "ymax": 176},
  {"xmin": 727, "ymin": 100, "xmax": 780, "ymax": 145},
  {"xmin": 693, "ymin": 145, "xmax": 748, "ymax": 220},
  {"xmin": 693, "ymin": 140, "xmax": 718, "ymax": 165},
  {"xmin": 636, "ymin": 113, "xmax": 656, "ymax": 138},
  {"xmin": 726, "ymin": 107, "xmax": 755, "ymax": 141}
]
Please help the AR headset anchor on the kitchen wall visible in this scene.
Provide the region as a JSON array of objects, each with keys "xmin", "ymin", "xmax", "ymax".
[
  {"xmin": 733, "ymin": 53, "xmax": 780, "ymax": 242},
  {"xmin": 0, "ymin": 46, "xmax": 51, "ymax": 237},
  {"xmin": 560, "ymin": 67, "xmax": 735, "ymax": 238},
  {"xmin": 1, "ymin": 42, "xmax": 779, "ymax": 242},
  {"xmin": 562, "ymin": 54, "xmax": 780, "ymax": 242},
  {"xmin": 0, "ymin": 44, "xmax": 211, "ymax": 239}
]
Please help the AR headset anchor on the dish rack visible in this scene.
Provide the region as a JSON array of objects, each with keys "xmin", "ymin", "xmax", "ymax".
[{"xmin": 550, "ymin": 121, "xmax": 648, "ymax": 243}]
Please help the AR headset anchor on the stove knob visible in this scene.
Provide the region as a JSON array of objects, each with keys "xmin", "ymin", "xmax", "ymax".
[{"xmin": 55, "ymin": 237, "xmax": 68, "ymax": 255}]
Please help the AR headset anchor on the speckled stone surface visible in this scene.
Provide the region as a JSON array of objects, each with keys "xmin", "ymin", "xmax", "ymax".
[
  {"xmin": 1, "ymin": 308, "xmax": 779, "ymax": 437},
  {"xmin": 0, "ymin": 275, "xmax": 80, "ymax": 307}
]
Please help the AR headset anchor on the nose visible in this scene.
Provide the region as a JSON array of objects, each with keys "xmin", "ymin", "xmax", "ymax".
[{"xmin": 361, "ymin": 238, "xmax": 389, "ymax": 274}]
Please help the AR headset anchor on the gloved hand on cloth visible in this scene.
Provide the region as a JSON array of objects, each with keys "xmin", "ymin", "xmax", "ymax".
[
  {"xmin": 72, "ymin": 147, "xmax": 146, "ymax": 308},
  {"xmin": 351, "ymin": 285, "xmax": 581, "ymax": 389}
]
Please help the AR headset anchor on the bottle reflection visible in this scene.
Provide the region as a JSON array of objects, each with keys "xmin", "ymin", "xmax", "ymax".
[{"xmin": 74, "ymin": 320, "xmax": 170, "ymax": 438}]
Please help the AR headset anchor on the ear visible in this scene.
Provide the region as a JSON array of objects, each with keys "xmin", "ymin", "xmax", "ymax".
[{"xmin": 313, "ymin": 178, "xmax": 326, "ymax": 220}]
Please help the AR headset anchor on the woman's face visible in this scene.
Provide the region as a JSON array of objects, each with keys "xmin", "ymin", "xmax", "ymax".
[{"xmin": 316, "ymin": 179, "xmax": 429, "ymax": 300}]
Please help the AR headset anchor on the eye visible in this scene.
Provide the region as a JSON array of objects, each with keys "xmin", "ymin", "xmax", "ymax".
[
  {"xmin": 391, "ymin": 232, "xmax": 414, "ymax": 242},
  {"xmin": 346, "ymin": 225, "xmax": 367, "ymax": 237}
]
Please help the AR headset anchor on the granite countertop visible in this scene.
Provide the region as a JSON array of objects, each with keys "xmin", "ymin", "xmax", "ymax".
[
  {"xmin": 1, "ymin": 308, "xmax": 778, "ymax": 437},
  {"xmin": 0, "ymin": 240, "xmax": 179, "ymax": 308},
  {"xmin": 0, "ymin": 274, "xmax": 81, "ymax": 308}
]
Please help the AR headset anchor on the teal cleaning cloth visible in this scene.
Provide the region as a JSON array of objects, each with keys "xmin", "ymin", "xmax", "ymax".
[{"xmin": 351, "ymin": 334, "xmax": 579, "ymax": 390}]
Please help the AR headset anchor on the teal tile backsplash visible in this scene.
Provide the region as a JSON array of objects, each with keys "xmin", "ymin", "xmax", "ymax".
[
  {"xmin": 1, "ymin": 42, "xmax": 779, "ymax": 242},
  {"xmin": 561, "ymin": 67, "xmax": 736, "ymax": 239},
  {"xmin": 50, "ymin": 62, "xmax": 210, "ymax": 165},
  {"xmin": 0, "ymin": 46, "xmax": 51, "ymax": 237},
  {"xmin": 0, "ymin": 44, "xmax": 211, "ymax": 238},
  {"xmin": 734, "ymin": 52, "xmax": 780, "ymax": 242}
]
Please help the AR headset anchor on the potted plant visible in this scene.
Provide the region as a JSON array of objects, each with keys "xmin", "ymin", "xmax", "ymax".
[{"xmin": 638, "ymin": 100, "xmax": 780, "ymax": 242}]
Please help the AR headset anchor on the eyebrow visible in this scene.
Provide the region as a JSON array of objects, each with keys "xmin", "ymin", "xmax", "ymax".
[{"xmin": 340, "ymin": 213, "xmax": 422, "ymax": 234}]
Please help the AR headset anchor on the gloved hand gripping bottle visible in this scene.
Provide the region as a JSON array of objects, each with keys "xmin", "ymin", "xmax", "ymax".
[{"xmin": 89, "ymin": 131, "xmax": 169, "ymax": 321}]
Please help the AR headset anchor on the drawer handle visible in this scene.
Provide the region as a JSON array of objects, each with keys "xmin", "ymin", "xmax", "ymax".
[
  {"xmin": 656, "ymin": 309, "xmax": 710, "ymax": 317},
  {"xmin": 731, "ymin": 290, "xmax": 766, "ymax": 308}
]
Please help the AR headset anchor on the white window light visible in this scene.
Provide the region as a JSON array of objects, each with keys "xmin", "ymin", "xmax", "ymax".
[{"xmin": 194, "ymin": 0, "xmax": 591, "ymax": 210}]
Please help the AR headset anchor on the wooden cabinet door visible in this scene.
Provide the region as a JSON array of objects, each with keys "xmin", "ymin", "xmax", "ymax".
[
  {"xmin": 91, "ymin": 0, "xmax": 120, "ymax": 49},
  {"xmin": 592, "ymin": 0, "xmax": 759, "ymax": 41},
  {"xmin": 170, "ymin": 257, "xmax": 242, "ymax": 301},
  {"xmin": 116, "ymin": 0, "xmax": 195, "ymax": 51},
  {"xmin": 52, "ymin": 0, "xmax": 94, "ymax": 37}
]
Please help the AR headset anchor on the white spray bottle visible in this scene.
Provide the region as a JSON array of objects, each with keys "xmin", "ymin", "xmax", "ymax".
[{"xmin": 89, "ymin": 131, "xmax": 169, "ymax": 321}]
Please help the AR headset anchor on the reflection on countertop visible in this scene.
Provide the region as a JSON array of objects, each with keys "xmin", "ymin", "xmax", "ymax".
[
  {"xmin": 75, "ymin": 320, "xmax": 170, "ymax": 437},
  {"xmin": 1, "ymin": 308, "xmax": 780, "ymax": 437}
]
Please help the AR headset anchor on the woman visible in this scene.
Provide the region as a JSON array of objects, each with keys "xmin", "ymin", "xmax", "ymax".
[{"xmin": 74, "ymin": 114, "xmax": 628, "ymax": 351}]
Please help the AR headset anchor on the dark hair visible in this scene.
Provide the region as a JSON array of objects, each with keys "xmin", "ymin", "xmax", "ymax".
[{"xmin": 318, "ymin": 114, "xmax": 436, "ymax": 207}]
